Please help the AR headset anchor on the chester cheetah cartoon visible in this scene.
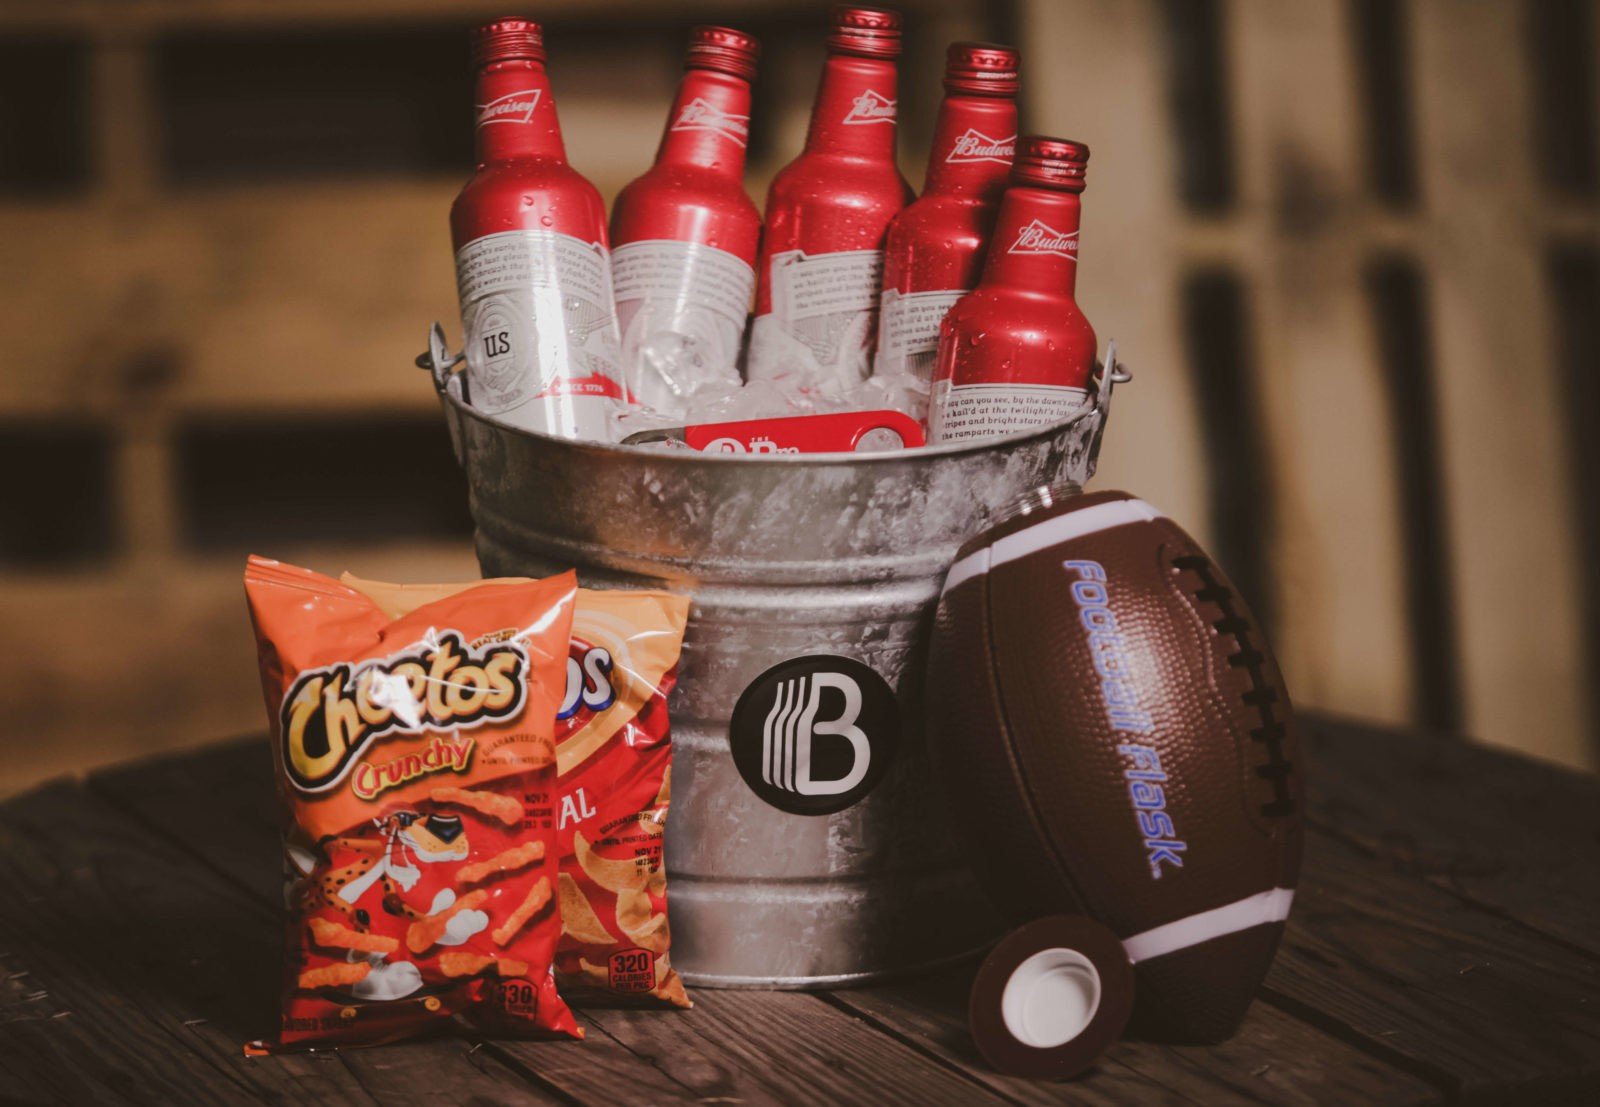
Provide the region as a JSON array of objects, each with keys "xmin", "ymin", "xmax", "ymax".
[{"xmin": 306, "ymin": 810, "xmax": 471, "ymax": 930}]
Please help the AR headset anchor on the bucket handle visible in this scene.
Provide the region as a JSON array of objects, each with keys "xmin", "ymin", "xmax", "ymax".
[
  {"xmin": 416, "ymin": 322, "xmax": 468, "ymax": 402},
  {"xmin": 1085, "ymin": 339, "xmax": 1131, "ymax": 478}
]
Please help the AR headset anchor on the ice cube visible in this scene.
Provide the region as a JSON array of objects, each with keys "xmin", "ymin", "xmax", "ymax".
[{"xmin": 633, "ymin": 330, "xmax": 741, "ymax": 418}]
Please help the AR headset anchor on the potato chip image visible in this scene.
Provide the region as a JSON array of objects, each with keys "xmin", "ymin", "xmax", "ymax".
[
  {"xmin": 574, "ymin": 831, "xmax": 650, "ymax": 894},
  {"xmin": 615, "ymin": 887, "xmax": 652, "ymax": 934},
  {"xmin": 558, "ymin": 872, "xmax": 617, "ymax": 946},
  {"xmin": 625, "ymin": 911, "xmax": 670, "ymax": 957}
]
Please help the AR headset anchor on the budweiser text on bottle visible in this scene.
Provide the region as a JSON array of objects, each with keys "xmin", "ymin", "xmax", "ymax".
[
  {"xmin": 874, "ymin": 43, "xmax": 1018, "ymax": 414},
  {"xmin": 928, "ymin": 136, "xmax": 1096, "ymax": 444},
  {"xmin": 610, "ymin": 27, "xmax": 762, "ymax": 418},
  {"xmin": 451, "ymin": 18, "xmax": 628, "ymax": 441},
  {"xmin": 746, "ymin": 5, "xmax": 912, "ymax": 385}
]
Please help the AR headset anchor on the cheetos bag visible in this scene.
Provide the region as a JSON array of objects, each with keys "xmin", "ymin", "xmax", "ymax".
[
  {"xmin": 244, "ymin": 556, "xmax": 581, "ymax": 1048},
  {"xmin": 342, "ymin": 574, "xmax": 691, "ymax": 1009}
]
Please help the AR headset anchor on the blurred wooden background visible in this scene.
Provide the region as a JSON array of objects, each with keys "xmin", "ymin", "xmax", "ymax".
[{"xmin": 0, "ymin": 0, "xmax": 1595, "ymax": 793}]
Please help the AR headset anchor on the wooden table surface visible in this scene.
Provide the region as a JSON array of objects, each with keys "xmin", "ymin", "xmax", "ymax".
[{"xmin": 1, "ymin": 714, "xmax": 1596, "ymax": 1105}]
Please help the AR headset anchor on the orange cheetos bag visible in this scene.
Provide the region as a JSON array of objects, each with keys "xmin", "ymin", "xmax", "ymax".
[
  {"xmin": 341, "ymin": 573, "xmax": 691, "ymax": 1009},
  {"xmin": 244, "ymin": 556, "xmax": 581, "ymax": 1047}
]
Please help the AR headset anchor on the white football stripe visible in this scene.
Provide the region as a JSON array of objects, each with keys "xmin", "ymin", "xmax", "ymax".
[
  {"xmin": 941, "ymin": 547, "xmax": 991, "ymax": 594},
  {"xmin": 1120, "ymin": 887, "xmax": 1295, "ymax": 964},
  {"xmin": 941, "ymin": 498, "xmax": 1163, "ymax": 595}
]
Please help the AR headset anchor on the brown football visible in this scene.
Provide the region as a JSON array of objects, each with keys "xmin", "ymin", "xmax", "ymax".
[{"xmin": 927, "ymin": 488, "xmax": 1303, "ymax": 1043}]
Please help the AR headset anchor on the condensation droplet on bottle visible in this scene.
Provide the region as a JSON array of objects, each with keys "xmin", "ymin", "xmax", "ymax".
[{"xmin": 540, "ymin": 214, "xmax": 554, "ymax": 227}]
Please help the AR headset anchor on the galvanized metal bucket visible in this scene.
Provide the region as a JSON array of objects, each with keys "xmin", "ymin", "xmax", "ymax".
[{"xmin": 421, "ymin": 326, "xmax": 1125, "ymax": 988}]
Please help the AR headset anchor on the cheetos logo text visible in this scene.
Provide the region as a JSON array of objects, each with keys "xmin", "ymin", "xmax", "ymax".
[{"xmin": 280, "ymin": 631, "xmax": 527, "ymax": 794}]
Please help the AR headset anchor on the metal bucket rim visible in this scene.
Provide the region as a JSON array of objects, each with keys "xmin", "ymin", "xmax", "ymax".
[{"xmin": 439, "ymin": 385, "xmax": 1100, "ymax": 469}]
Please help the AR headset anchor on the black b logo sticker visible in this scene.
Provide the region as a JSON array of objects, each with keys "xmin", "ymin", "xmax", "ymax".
[{"xmin": 729, "ymin": 655, "xmax": 899, "ymax": 816}]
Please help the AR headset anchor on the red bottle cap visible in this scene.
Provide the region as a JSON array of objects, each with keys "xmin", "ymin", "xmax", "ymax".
[
  {"xmin": 471, "ymin": 17, "xmax": 545, "ymax": 67},
  {"xmin": 686, "ymin": 25, "xmax": 760, "ymax": 82},
  {"xmin": 1011, "ymin": 135, "xmax": 1090, "ymax": 191},
  {"xmin": 829, "ymin": 5, "xmax": 903, "ymax": 59},
  {"xmin": 944, "ymin": 42, "xmax": 1020, "ymax": 96}
]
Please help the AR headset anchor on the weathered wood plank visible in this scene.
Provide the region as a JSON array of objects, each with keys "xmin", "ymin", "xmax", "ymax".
[
  {"xmin": 1409, "ymin": 0, "xmax": 1591, "ymax": 767},
  {"xmin": 87, "ymin": 743, "xmax": 711, "ymax": 1105},
  {"xmin": 83, "ymin": 730, "xmax": 1600, "ymax": 1103},
  {"xmin": 88, "ymin": 736, "xmax": 282, "ymax": 901},
  {"xmin": 90, "ymin": 740, "xmax": 1014, "ymax": 1105},
  {"xmin": 831, "ymin": 964, "xmax": 1440, "ymax": 1106},
  {"xmin": 0, "ymin": 780, "xmax": 560, "ymax": 1106},
  {"xmin": 489, "ymin": 1031, "xmax": 711, "ymax": 1107},
  {"xmin": 562, "ymin": 988, "xmax": 1010, "ymax": 1107},
  {"xmin": 1224, "ymin": 0, "xmax": 1415, "ymax": 727},
  {"xmin": 1303, "ymin": 714, "xmax": 1600, "ymax": 956},
  {"xmin": 320, "ymin": 1042, "xmax": 562, "ymax": 1107},
  {"xmin": 1264, "ymin": 828, "xmax": 1600, "ymax": 1099}
]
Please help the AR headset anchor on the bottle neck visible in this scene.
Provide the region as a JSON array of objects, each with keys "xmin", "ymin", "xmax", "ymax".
[
  {"xmin": 804, "ymin": 54, "xmax": 900, "ymax": 160},
  {"xmin": 473, "ymin": 60, "xmax": 566, "ymax": 162},
  {"xmin": 982, "ymin": 186, "xmax": 1084, "ymax": 295},
  {"xmin": 921, "ymin": 92, "xmax": 1017, "ymax": 198},
  {"xmin": 654, "ymin": 67, "xmax": 753, "ymax": 175}
]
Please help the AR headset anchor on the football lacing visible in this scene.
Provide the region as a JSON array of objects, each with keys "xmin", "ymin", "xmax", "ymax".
[{"xmin": 1170, "ymin": 554, "xmax": 1295, "ymax": 819}]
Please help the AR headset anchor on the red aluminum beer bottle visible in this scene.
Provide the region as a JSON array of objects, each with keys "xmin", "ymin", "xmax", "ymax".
[
  {"xmin": 874, "ymin": 43, "xmax": 1019, "ymax": 413},
  {"xmin": 610, "ymin": 27, "xmax": 763, "ymax": 417},
  {"xmin": 927, "ymin": 136, "xmax": 1096, "ymax": 444},
  {"xmin": 451, "ymin": 18, "xmax": 628, "ymax": 441},
  {"xmin": 746, "ymin": 5, "xmax": 913, "ymax": 386}
]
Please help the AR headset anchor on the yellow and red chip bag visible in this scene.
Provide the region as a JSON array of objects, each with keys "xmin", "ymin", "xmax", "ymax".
[
  {"xmin": 342, "ymin": 575, "xmax": 691, "ymax": 1008},
  {"xmin": 244, "ymin": 556, "xmax": 581, "ymax": 1047}
]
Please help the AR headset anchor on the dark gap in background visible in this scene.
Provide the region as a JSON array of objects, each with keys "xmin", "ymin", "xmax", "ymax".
[
  {"xmin": 1348, "ymin": 0, "xmax": 1420, "ymax": 208},
  {"xmin": 1548, "ymin": 243, "xmax": 1600, "ymax": 759},
  {"xmin": 156, "ymin": 25, "xmax": 476, "ymax": 182},
  {"xmin": 1526, "ymin": 0, "xmax": 1598, "ymax": 198},
  {"xmin": 985, "ymin": 0, "xmax": 1024, "ymax": 59},
  {"xmin": 898, "ymin": 12, "xmax": 940, "ymax": 164},
  {"xmin": 1364, "ymin": 256, "xmax": 1462, "ymax": 733},
  {"xmin": 152, "ymin": 15, "xmax": 892, "ymax": 185},
  {"xmin": 0, "ymin": 421, "xmax": 116, "ymax": 567},
  {"xmin": 0, "ymin": 36, "xmax": 89, "ymax": 196},
  {"xmin": 1158, "ymin": 0, "xmax": 1236, "ymax": 214},
  {"xmin": 1179, "ymin": 269, "xmax": 1274, "ymax": 628},
  {"xmin": 174, "ymin": 414, "xmax": 472, "ymax": 550}
]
